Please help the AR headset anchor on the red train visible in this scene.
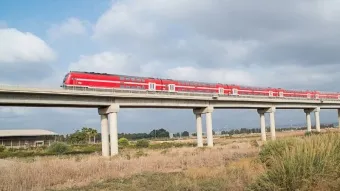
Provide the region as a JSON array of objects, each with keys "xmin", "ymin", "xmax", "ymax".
[{"xmin": 61, "ymin": 71, "xmax": 340, "ymax": 100}]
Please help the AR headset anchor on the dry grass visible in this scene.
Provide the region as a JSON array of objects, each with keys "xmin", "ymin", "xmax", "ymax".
[
  {"xmin": 0, "ymin": 142, "xmax": 259, "ymax": 191},
  {"xmin": 64, "ymin": 157, "xmax": 263, "ymax": 191},
  {"xmin": 250, "ymin": 132, "xmax": 340, "ymax": 191}
]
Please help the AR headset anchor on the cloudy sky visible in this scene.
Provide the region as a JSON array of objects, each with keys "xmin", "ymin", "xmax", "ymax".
[{"xmin": 0, "ymin": 0, "xmax": 339, "ymax": 135}]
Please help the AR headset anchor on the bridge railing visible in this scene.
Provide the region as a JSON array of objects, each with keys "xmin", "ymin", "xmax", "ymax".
[{"xmin": 0, "ymin": 84, "xmax": 339, "ymax": 102}]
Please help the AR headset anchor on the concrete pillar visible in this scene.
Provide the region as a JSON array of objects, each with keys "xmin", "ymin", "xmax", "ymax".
[
  {"xmin": 195, "ymin": 113, "xmax": 203, "ymax": 147},
  {"xmin": 269, "ymin": 111, "xmax": 276, "ymax": 140},
  {"xmin": 108, "ymin": 112, "xmax": 118, "ymax": 156},
  {"xmin": 315, "ymin": 107, "xmax": 321, "ymax": 132},
  {"xmin": 100, "ymin": 114, "xmax": 109, "ymax": 157},
  {"xmin": 193, "ymin": 106, "xmax": 214, "ymax": 147},
  {"xmin": 206, "ymin": 112, "xmax": 213, "ymax": 147},
  {"xmin": 258, "ymin": 107, "xmax": 275, "ymax": 141},
  {"xmin": 338, "ymin": 109, "xmax": 340, "ymax": 128},
  {"xmin": 305, "ymin": 111, "xmax": 312, "ymax": 132},
  {"xmin": 259, "ymin": 113, "xmax": 266, "ymax": 141},
  {"xmin": 99, "ymin": 104, "xmax": 120, "ymax": 156}
]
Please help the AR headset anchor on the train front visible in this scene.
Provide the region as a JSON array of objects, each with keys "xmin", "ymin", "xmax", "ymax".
[{"xmin": 60, "ymin": 72, "xmax": 72, "ymax": 88}]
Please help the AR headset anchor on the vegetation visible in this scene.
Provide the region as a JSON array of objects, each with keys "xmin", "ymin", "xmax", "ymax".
[
  {"xmin": 47, "ymin": 142, "xmax": 70, "ymax": 155},
  {"xmin": 250, "ymin": 132, "xmax": 340, "ymax": 191},
  {"xmin": 3, "ymin": 129, "xmax": 340, "ymax": 190},
  {"xmin": 118, "ymin": 137, "xmax": 129, "ymax": 147},
  {"xmin": 136, "ymin": 139, "xmax": 150, "ymax": 148},
  {"xmin": 0, "ymin": 144, "xmax": 258, "ymax": 191},
  {"xmin": 0, "ymin": 145, "xmax": 5, "ymax": 152}
]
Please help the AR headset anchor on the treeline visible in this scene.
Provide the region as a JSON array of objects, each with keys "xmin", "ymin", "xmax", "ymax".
[
  {"xmin": 220, "ymin": 123, "xmax": 335, "ymax": 135},
  {"xmin": 55, "ymin": 123, "xmax": 336, "ymax": 144}
]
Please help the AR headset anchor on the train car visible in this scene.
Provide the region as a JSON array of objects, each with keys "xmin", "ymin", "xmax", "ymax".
[
  {"xmin": 62, "ymin": 71, "xmax": 162, "ymax": 91},
  {"xmin": 168, "ymin": 80, "xmax": 221, "ymax": 94},
  {"xmin": 62, "ymin": 71, "xmax": 340, "ymax": 100},
  {"xmin": 318, "ymin": 91, "xmax": 340, "ymax": 100},
  {"xmin": 225, "ymin": 84, "xmax": 281, "ymax": 98}
]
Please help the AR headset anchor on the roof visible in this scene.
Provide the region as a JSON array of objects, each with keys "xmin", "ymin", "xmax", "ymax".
[{"xmin": 0, "ymin": 129, "xmax": 58, "ymax": 137}]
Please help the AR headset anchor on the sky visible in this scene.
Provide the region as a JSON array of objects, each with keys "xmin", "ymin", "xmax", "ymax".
[{"xmin": 1, "ymin": 0, "xmax": 340, "ymax": 135}]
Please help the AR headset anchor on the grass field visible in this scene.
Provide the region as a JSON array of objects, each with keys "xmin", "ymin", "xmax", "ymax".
[{"xmin": 0, "ymin": 129, "xmax": 339, "ymax": 191}]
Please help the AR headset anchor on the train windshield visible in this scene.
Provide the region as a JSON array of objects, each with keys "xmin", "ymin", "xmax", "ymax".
[{"xmin": 62, "ymin": 73, "xmax": 69, "ymax": 84}]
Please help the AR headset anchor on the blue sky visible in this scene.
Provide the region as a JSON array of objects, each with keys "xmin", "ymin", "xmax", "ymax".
[{"xmin": 1, "ymin": 0, "xmax": 340, "ymax": 135}]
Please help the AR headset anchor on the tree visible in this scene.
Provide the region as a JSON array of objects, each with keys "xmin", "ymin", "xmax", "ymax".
[
  {"xmin": 149, "ymin": 128, "xmax": 170, "ymax": 138},
  {"xmin": 181, "ymin": 131, "xmax": 189, "ymax": 137},
  {"xmin": 81, "ymin": 127, "xmax": 97, "ymax": 144},
  {"xmin": 68, "ymin": 130, "xmax": 87, "ymax": 144}
]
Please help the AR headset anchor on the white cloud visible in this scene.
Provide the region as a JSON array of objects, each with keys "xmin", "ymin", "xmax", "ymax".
[
  {"xmin": 0, "ymin": 28, "xmax": 56, "ymax": 63},
  {"xmin": 165, "ymin": 66, "xmax": 255, "ymax": 85},
  {"xmin": 93, "ymin": 1, "xmax": 157, "ymax": 41},
  {"xmin": 47, "ymin": 17, "xmax": 88, "ymax": 40},
  {"xmin": 69, "ymin": 51, "xmax": 135, "ymax": 75}
]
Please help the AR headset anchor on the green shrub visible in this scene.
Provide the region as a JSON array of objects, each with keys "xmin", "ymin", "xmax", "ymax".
[
  {"xmin": 118, "ymin": 138, "xmax": 130, "ymax": 147},
  {"xmin": 134, "ymin": 150, "xmax": 148, "ymax": 158},
  {"xmin": 249, "ymin": 132, "xmax": 340, "ymax": 191},
  {"xmin": 305, "ymin": 131, "xmax": 321, "ymax": 136},
  {"xmin": 258, "ymin": 138, "xmax": 299, "ymax": 166},
  {"xmin": 136, "ymin": 139, "xmax": 150, "ymax": 148},
  {"xmin": 0, "ymin": 145, "xmax": 5, "ymax": 152},
  {"xmin": 47, "ymin": 142, "xmax": 70, "ymax": 155}
]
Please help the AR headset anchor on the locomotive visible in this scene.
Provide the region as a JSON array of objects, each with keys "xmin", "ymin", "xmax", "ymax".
[{"xmin": 61, "ymin": 71, "xmax": 340, "ymax": 100}]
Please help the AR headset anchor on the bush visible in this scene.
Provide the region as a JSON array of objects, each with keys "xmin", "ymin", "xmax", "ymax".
[
  {"xmin": 305, "ymin": 131, "xmax": 321, "ymax": 136},
  {"xmin": 249, "ymin": 133, "xmax": 340, "ymax": 191},
  {"xmin": 258, "ymin": 137, "xmax": 299, "ymax": 167},
  {"xmin": 134, "ymin": 150, "xmax": 148, "ymax": 158},
  {"xmin": 136, "ymin": 139, "xmax": 150, "ymax": 148},
  {"xmin": 118, "ymin": 138, "xmax": 130, "ymax": 147},
  {"xmin": 47, "ymin": 142, "xmax": 70, "ymax": 155},
  {"xmin": 0, "ymin": 145, "xmax": 5, "ymax": 152}
]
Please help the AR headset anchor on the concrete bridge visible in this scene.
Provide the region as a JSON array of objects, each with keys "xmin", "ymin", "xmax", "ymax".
[{"xmin": 0, "ymin": 85, "xmax": 340, "ymax": 156}]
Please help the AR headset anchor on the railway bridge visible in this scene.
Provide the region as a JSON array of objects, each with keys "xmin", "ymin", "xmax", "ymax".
[{"xmin": 0, "ymin": 85, "xmax": 339, "ymax": 156}]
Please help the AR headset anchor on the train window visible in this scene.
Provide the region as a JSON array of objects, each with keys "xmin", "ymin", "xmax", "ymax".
[
  {"xmin": 142, "ymin": 79, "xmax": 145, "ymax": 82},
  {"xmin": 120, "ymin": 77, "xmax": 125, "ymax": 80},
  {"xmin": 126, "ymin": 85, "xmax": 130, "ymax": 88},
  {"xmin": 120, "ymin": 85, "xmax": 125, "ymax": 88},
  {"xmin": 279, "ymin": 92, "xmax": 283, "ymax": 97},
  {"xmin": 148, "ymin": 83, "xmax": 156, "ymax": 91},
  {"xmin": 218, "ymin": 88, "xmax": 224, "ymax": 94},
  {"xmin": 232, "ymin": 88, "xmax": 238, "ymax": 95},
  {"xmin": 137, "ymin": 78, "xmax": 141, "ymax": 82},
  {"xmin": 131, "ymin": 78, "xmax": 135, "ymax": 81},
  {"xmin": 125, "ymin": 77, "xmax": 130, "ymax": 81},
  {"xmin": 269, "ymin": 91, "xmax": 273, "ymax": 97},
  {"xmin": 168, "ymin": 84, "xmax": 175, "ymax": 92}
]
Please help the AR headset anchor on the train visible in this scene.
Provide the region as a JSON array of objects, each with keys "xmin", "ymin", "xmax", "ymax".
[{"xmin": 61, "ymin": 71, "xmax": 340, "ymax": 100}]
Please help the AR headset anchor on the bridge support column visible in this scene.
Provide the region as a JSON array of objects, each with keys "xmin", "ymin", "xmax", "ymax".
[
  {"xmin": 257, "ymin": 110, "xmax": 266, "ymax": 141},
  {"xmin": 99, "ymin": 104, "xmax": 120, "ymax": 156},
  {"xmin": 100, "ymin": 114, "xmax": 109, "ymax": 157},
  {"xmin": 258, "ymin": 107, "xmax": 276, "ymax": 141},
  {"xmin": 338, "ymin": 109, "xmax": 340, "ymax": 128},
  {"xmin": 304, "ymin": 108, "xmax": 318, "ymax": 132},
  {"xmin": 315, "ymin": 107, "xmax": 321, "ymax": 132},
  {"xmin": 194, "ymin": 106, "xmax": 214, "ymax": 147},
  {"xmin": 195, "ymin": 113, "xmax": 203, "ymax": 147}
]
